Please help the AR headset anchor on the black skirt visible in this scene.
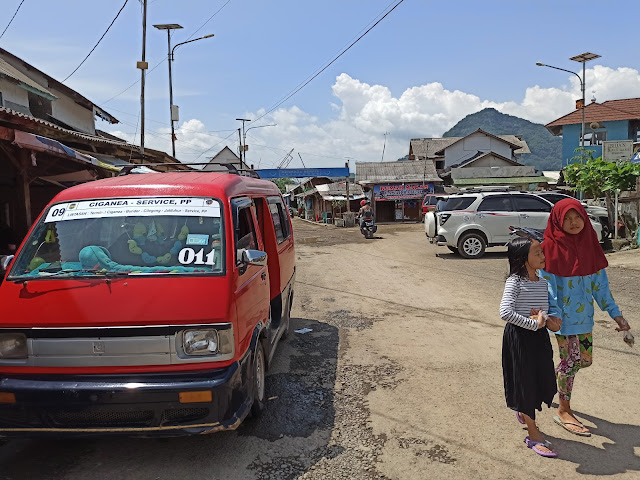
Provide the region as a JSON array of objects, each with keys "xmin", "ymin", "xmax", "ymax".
[{"xmin": 502, "ymin": 323, "xmax": 557, "ymax": 420}]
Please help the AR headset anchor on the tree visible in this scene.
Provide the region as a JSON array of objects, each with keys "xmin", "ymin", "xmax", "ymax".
[
  {"xmin": 271, "ymin": 178, "xmax": 294, "ymax": 193},
  {"xmin": 564, "ymin": 148, "xmax": 640, "ymax": 229}
]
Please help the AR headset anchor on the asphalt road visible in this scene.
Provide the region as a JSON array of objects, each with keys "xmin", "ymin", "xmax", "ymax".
[{"xmin": 0, "ymin": 219, "xmax": 638, "ymax": 479}]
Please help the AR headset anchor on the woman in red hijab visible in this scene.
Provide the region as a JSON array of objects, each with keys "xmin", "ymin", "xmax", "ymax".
[{"xmin": 540, "ymin": 198, "xmax": 631, "ymax": 436}]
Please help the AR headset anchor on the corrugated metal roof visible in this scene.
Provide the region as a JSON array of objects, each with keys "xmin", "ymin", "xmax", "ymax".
[
  {"xmin": 410, "ymin": 138, "xmax": 456, "ymax": 158},
  {"xmin": 0, "ymin": 57, "xmax": 56, "ymax": 100},
  {"xmin": 0, "ymin": 106, "xmax": 187, "ymax": 168},
  {"xmin": 0, "ymin": 48, "xmax": 118, "ymax": 124},
  {"xmin": 355, "ymin": 159, "xmax": 442, "ymax": 184},
  {"xmin": 546, "ymin": 98, "xmax": 640, "ymax": 132},
  {"xmin": 0, "ymin": 105, "xmax": 127, "ymax": 146},
  {"xmin": 316, "ymin": 182, "xmax": 365, "ymax": 200}
]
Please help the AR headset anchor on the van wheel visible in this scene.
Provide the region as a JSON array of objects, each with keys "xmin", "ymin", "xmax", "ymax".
[
  {"xmin": 458, "ymin": 233, "xmax": 486, "ymax": 259},
  {"xmin": 447, "ymin": 246, "xmax": 459, "ymax": 254},
  {"xmin": 250, "ymin": 342, "xmax": 266, "ymax": 416}
]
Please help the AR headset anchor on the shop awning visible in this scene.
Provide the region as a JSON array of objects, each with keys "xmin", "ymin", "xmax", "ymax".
[
  {"xmin": 86, "ymin": 153, "xmax": 157, "ymax": 174},
  {"xmin": 13, "ymin": 130, "xmax": 99, "ymax": 166}
]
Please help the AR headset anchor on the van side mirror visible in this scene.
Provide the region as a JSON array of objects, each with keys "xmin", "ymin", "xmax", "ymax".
[
  {"xmin": 0, "ymin": 255, "xmax": 14, "ymax": 273},
  {"xmin": 241, "ymin": 249, "xmax": 267, "ymax": 267}
]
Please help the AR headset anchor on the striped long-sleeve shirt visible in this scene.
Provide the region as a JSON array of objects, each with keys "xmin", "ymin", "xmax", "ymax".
[{"xmin": 500, "ymin": 275, "xmax": 550, "ymax": 331}]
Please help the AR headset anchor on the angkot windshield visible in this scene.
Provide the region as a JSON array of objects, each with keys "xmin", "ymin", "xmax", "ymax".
[{"xmin": 8, "ymin": 196, "xmax": 224, "ymax": 279}]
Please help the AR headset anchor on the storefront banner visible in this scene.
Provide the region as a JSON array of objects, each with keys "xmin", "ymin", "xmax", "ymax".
[{"xmin": 374, "ymin": 184, "xmax": 433, "ymax": 201}]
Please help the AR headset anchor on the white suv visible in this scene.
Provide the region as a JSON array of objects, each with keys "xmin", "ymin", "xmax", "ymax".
[{"xmin": 425, "ymin": 191, "xmax": 602, "ymax": 259}]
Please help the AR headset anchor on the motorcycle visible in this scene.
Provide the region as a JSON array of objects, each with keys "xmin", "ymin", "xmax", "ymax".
[{"xmin": 360, "ymin": 217, "xmax": 377, "ymax": 239}]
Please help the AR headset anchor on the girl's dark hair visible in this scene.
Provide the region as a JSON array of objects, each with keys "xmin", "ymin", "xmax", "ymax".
[{"xmin": 507, "ymin": 237, "xmax": 533, "ymax": 278}]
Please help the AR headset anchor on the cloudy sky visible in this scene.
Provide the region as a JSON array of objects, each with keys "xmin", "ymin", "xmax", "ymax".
[{"xmin": 2, "ymin": 0, "xmax": 639, "ymax": 169}]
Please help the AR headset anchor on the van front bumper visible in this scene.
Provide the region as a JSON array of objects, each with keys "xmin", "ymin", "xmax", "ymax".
[{"xmin": 0, "ymin": 356, "xmax": 253, "ymax": 438}]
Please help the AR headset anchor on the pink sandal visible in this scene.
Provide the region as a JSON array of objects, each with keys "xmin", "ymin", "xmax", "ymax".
[{"xmin": 525, "ymin": 437, "xmax": 557, "ymax": 458}]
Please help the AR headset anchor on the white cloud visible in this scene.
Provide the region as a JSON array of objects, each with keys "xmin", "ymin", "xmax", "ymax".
[{"xmin": 107, "ymin": 65, "xmax": 640, "ymax": 168}]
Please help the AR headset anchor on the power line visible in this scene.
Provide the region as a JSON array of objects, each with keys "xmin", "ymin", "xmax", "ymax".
[
  {"xmin": 186, "ymin": 0, "xmax": 233, "ymax": 41},
  {"xmin": 63, "ymin": 0, "xmax": 130, "ymax": 82},
  {"xmin": 250, "ymin": 0, "xmax": 406, "ymax": 126},
  {"xmin": 0, "ymin": 0, "xmax": 26, "ymax": 40},
  {"xmin": 101, "ymin": 0, "xmax": 234, "ymax": 105},
  {"xmin": 191, "ymin": 129, "xmax": 240, "ymax": 161}
]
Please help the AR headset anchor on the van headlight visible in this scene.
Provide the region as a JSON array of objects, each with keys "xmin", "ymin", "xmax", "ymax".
[
  {"xmin": 182, "ymin": 328, "xmax": 233, "ymax": 356},
  {"xmin": 0, "ymin": 333, "xmax": 28, "ymax": 359}
]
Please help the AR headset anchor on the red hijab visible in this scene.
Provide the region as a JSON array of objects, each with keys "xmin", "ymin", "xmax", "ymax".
[{"xmin": 542, "ymin": 198, "xmax": 608, "ymax": 277}]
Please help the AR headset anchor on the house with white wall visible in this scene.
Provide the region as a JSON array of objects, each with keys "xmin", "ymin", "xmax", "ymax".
[
  {"xmin": 409, "ymin": 129, "xmax": 530, "ymax": 170},
  {"xmin": 202, "ymin": 146, "xmax": 249, "ymax": 172}
]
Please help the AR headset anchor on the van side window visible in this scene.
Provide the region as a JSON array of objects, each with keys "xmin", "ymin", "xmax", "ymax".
[
  {"xmin": 267, "ymin": 196, "xmax": 290, "ymax": 244},
  {"xmin": 236, "ymin": 206, "xmax": 257, "ymax": 262}
]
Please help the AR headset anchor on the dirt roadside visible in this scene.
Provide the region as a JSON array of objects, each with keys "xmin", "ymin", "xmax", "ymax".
[
  {"xmin": 291, "ymin": 219, "xmax": 639, "ymax": 480},
  {"xmin": 0, "ymin": 219, "xmax": 637, "ymax": 479}
]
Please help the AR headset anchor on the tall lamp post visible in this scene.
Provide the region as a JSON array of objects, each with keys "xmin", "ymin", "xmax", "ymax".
[
  {"xmin": 536, "ymin": 52, "xmax": 601, "ymax": 162},
  {"xmin": 243, "ymin": 124, "xmax": 276, "ymax": 164},
  {"xmin": 154, "ymin": 24, "xmax": 214, "ymax": 158}
]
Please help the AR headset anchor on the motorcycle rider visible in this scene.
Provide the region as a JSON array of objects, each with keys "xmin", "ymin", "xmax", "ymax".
[{"xmin": 358, "ymin": 199, "xmax": 373, "ymax": 229}]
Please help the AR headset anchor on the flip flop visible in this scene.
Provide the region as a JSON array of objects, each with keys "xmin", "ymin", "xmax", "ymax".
[
  {"xmin": 525, "ymin": 437, "xmax": 557, "ymax": 458},
  {"xmin": 553, "ymin": 415, "xmax": 591, "ymax": 437},
  {"xmin": 516, "ymin": 412, "xmax": 525, "ymax": 424}
]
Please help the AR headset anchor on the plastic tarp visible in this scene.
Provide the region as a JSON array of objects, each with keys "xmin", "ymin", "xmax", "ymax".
[{"xmin": 13, "ymin": 130, "xmax": 98, "ymax": 165}]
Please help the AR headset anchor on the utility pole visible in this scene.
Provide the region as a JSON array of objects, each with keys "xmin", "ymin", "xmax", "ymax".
[
  {"xmin": 153, "ymin": 24, "xmax": 184, "ymax": 158},
  {"xmin": 139, "ymin": 0, "xmax": 148, "ymax": 155},
  {"xmin": 345, "ymin": 161, "xmax": 350, "ymax": 213},
  {"xmin": 237, "ymin": 128, "xmax": 243, "ymax": 170},
  {"xmin": 236, "ymin": 118, "xmax": 250, "ymax": 169},
  {"xmin": 381, "ymin": 131, "xmax": 390, "ymax": 162}
]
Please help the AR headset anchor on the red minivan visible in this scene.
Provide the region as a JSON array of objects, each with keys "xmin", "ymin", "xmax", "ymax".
[
  {"xmin": 0, "ymin": 171, "xmax": 295, "ymax": 437},
  {"xmin": 421, "ymin": 194, "xmax": 440, "ymax": 216}
]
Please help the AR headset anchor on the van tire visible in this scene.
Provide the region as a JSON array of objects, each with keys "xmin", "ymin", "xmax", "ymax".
[
  {"xmin": 250, "ymin": 342, "xmax": 266, "ymax": 417},
  {"xmin": 458, "ymin": 232, "xmax": 486, "ymax": 259}
]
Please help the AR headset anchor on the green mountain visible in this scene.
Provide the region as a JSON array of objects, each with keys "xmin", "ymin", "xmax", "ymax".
[{"xmin": 442, "ymin": 108, "xmax": 562, "ymax": 170}]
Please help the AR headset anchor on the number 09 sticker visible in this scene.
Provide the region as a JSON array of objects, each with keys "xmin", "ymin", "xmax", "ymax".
[{"xmin": 178, "ymin": 248, "xmax": 215, "ymax": 266}]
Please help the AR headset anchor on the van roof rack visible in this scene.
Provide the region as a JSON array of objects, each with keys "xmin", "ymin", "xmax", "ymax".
[{"xmin": 118, "ymin": 163, "xmax": 261, "ymax": 178}]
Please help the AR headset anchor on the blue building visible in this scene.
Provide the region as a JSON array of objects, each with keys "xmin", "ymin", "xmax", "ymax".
[{"xmin": 545, "ymin": 98, "xmax": 640, "ymax": 166}]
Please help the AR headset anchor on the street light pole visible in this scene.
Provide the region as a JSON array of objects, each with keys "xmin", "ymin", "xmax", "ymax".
[
  {"xmin": 140, "ymin": 0, "xmax": 148, "ymax": 156},
  {"xmin": 243, "ymin": 124, "xmax": 277, "ymax": 163},
  {"xmin": 536, "ymin": 52, "xmax": 600, "ymax": 163},
  {"xmin": 153, "ymin": 24, "xmax": 183, "ymax": 158},
  {"xmin": 154, "ymin": 25, "xmax": 214, "ymax": 159}
]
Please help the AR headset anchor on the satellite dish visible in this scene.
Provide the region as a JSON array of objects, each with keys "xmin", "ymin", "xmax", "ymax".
[{"xmin": 589, "ymin": 122, "xmax": 601, "ymax": 130}]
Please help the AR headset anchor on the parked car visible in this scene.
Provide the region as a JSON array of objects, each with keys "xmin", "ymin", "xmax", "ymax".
[
  {"xmin": 535, "ymin": 191, "xmax": 610, "ymax": 238},
  {"xmin": 421, "ymin": 194, "xmax": 442, "ymax": 216},
  {"xmin": 0, "ymin": 171, "xmax": 295, "ymax": 437},
  {"xmin": 425, "ymin": 190, "xmax": 603, "ymax": 259}
]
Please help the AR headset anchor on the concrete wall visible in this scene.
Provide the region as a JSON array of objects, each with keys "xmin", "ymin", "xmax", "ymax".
[
  {"xmin": 0, "ymin": 78, "xmax": 30, "ymax": 112},
  {"xmin": 444, "ymin": 132, "xmax": 513, "ymax": 167},
  {"xmin": 468, "ymin": 154, "xmax": 514, "ymax": 168},
  {"xmin": 202, "ymin": 148, "xmax": 243, "ymax": 171},
  {"xmin": 49, "ymin": 88, "xmax": 95, "ymax": 134},
  {"xmin": 562, "ymin": 120, "xmax": 631, "ymax": 166},
  {"xmin": 451, "ymin": 165, "xmax": 535, "ymax": 179}
]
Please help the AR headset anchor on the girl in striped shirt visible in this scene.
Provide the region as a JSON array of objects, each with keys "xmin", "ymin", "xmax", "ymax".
[{"xmin": 500, "ymin": 237, "xmax": 562, "ymax": 458}]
